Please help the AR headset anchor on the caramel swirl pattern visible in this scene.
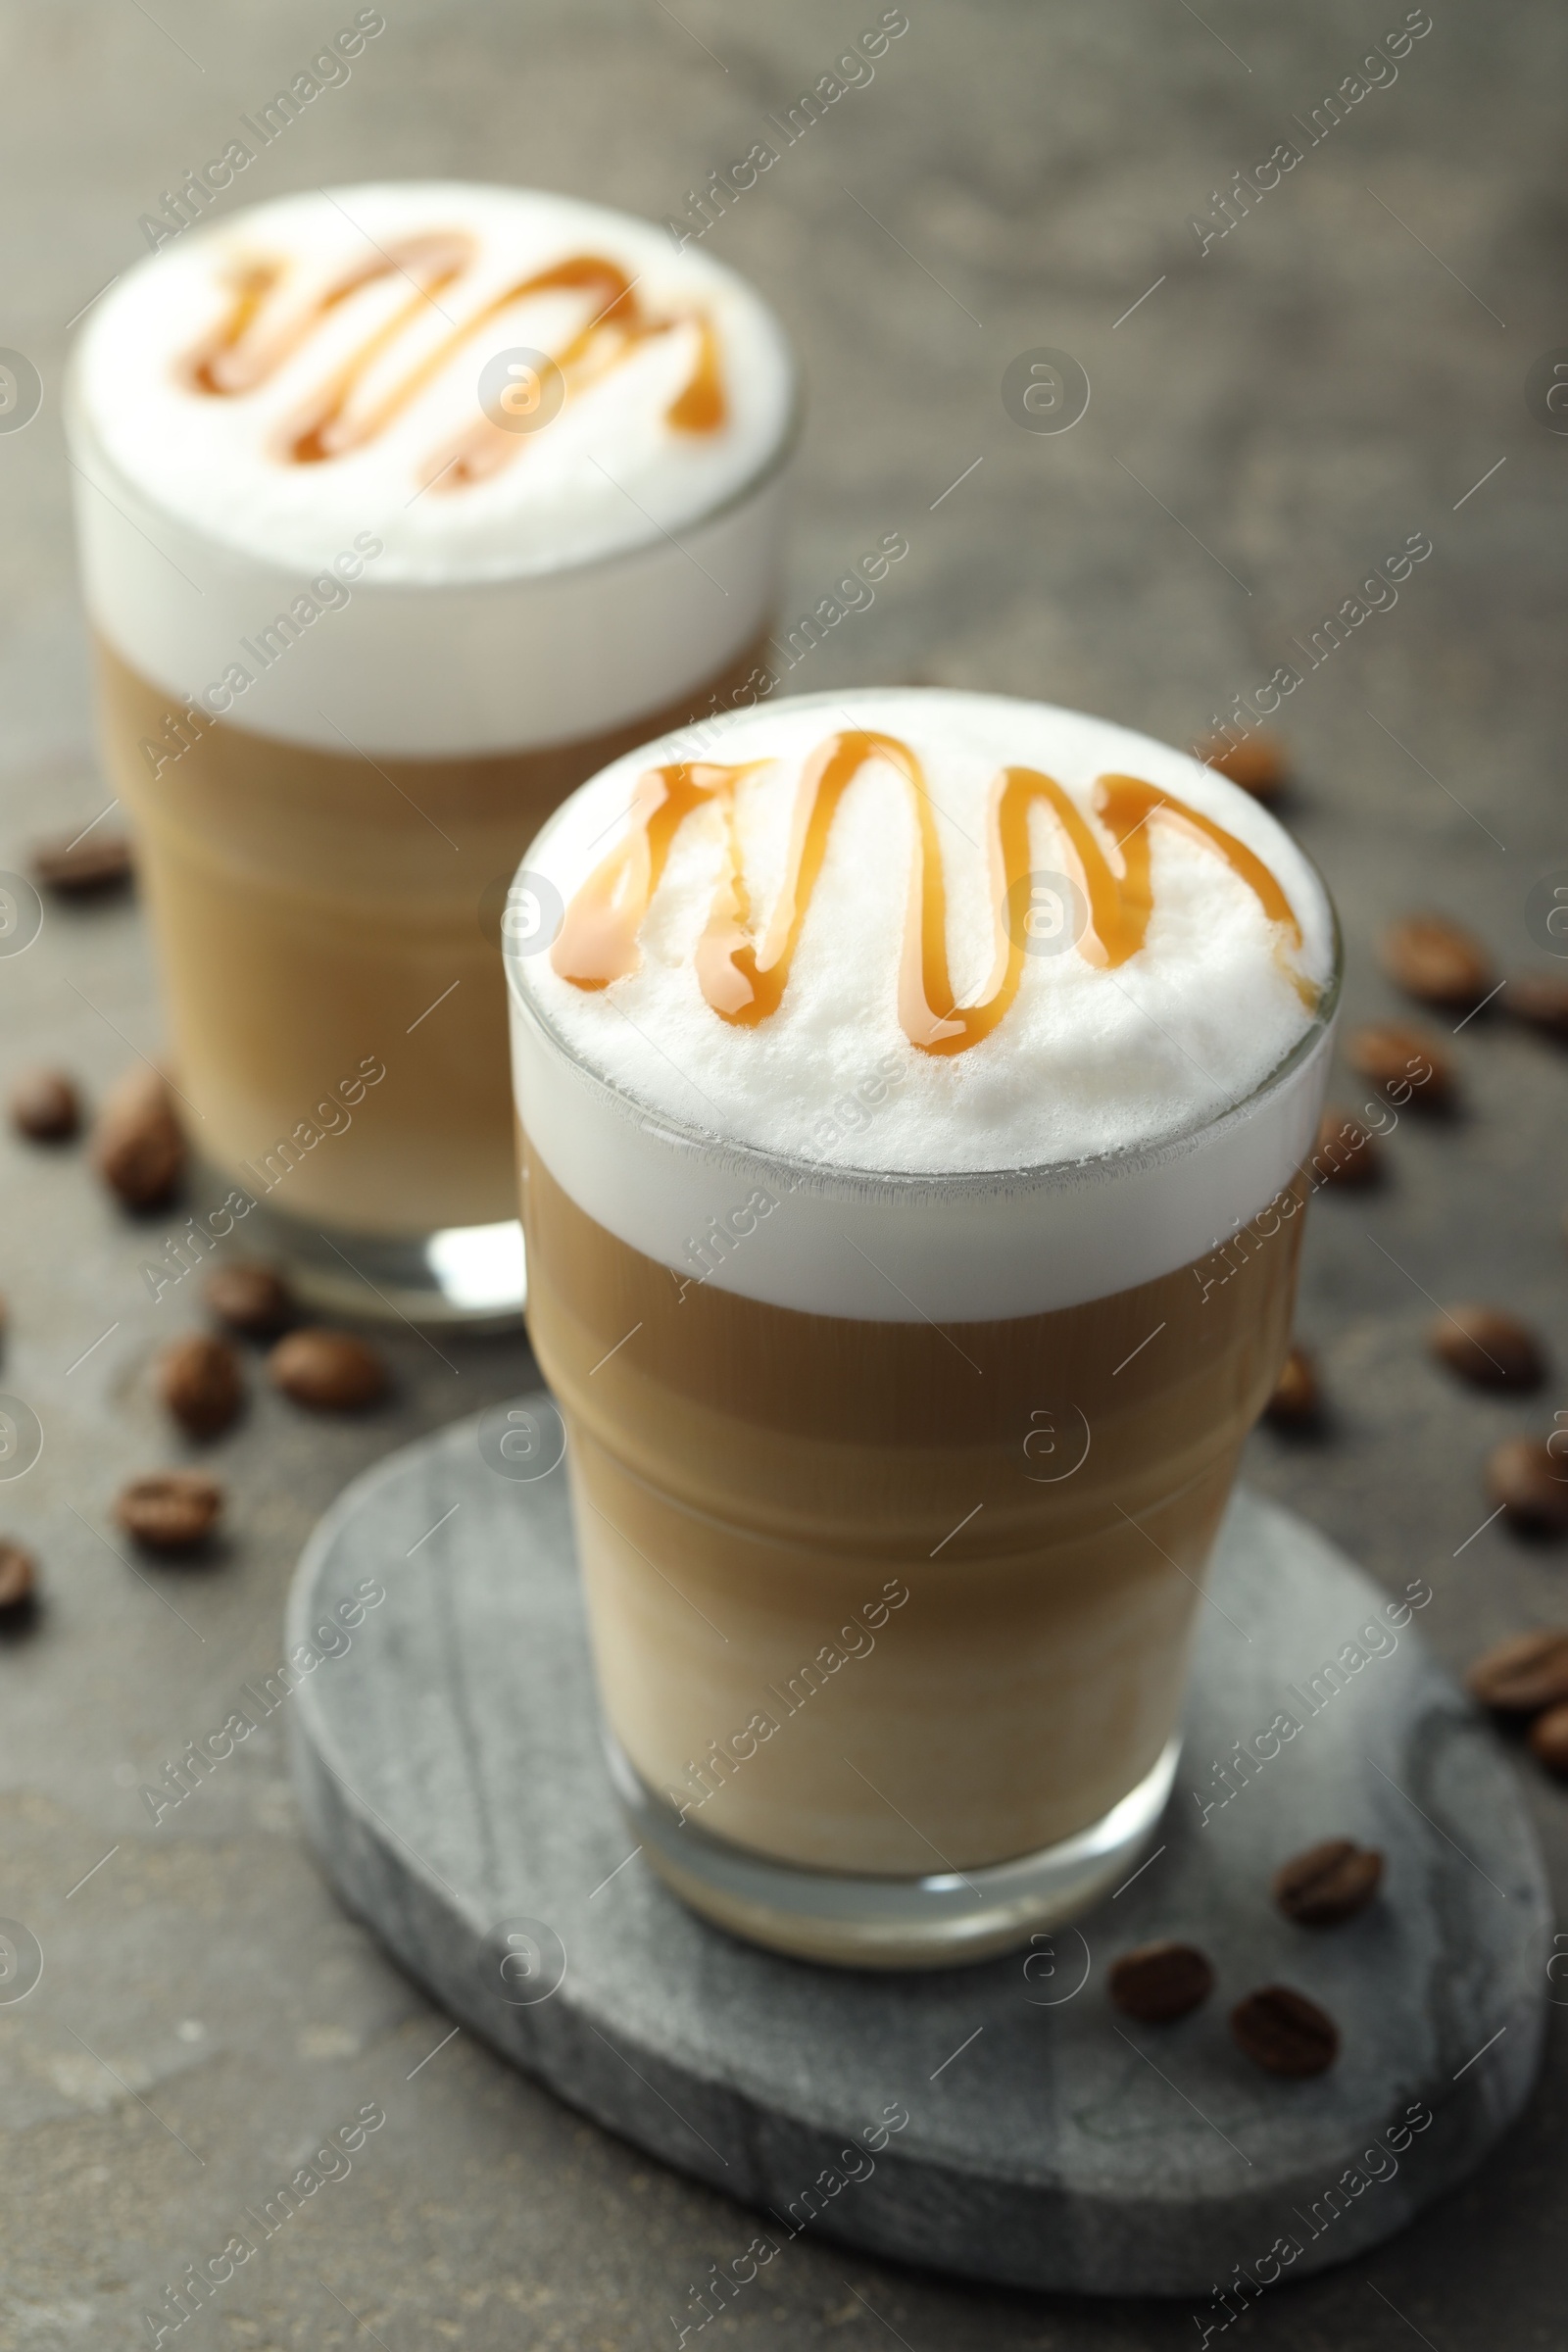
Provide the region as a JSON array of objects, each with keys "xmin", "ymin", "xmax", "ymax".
[
  {"xmin": 551, "ymin": 730, "xmax": 1312, "ymax": 1056},
  {"xmin": 180, "ymin": 234, "xmax": 725, "ymax": 491}
]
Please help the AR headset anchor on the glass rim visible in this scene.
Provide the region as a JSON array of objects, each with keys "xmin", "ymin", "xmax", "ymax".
[{"xmin": 507, "ymin": 807, "xmax": 1345, "ymax": 1204}]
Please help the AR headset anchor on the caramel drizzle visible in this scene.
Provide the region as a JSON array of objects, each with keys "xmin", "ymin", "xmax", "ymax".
[
  {"xmin": 181, "ymin": 234, "xmax": 726, "ymax": 490},
  {"xmin": 550, "ymin": 730, "xmax": 1311, "ymax": 1056}
]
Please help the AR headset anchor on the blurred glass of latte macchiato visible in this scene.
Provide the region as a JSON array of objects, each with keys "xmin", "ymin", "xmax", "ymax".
[{"xmin": 68, "ymin": 179, "xmax": 795, "ymax": 1321}]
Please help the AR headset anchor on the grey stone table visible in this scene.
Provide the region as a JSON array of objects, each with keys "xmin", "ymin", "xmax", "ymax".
[
  {"xmin": 287, "ymin": 1409, "xmax": 1548, "ymax": 2300},
  {"xmin": 2, "ymin": 0, "xmax": 1566, "ymax": 2345}
]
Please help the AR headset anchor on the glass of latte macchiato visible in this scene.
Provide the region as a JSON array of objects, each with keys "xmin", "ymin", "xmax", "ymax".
[
  {"xmin": 506, "ymin": 688, "xmax": 1340, "ymax": 1966},
  {"xmin": 67, "ymin": 181, "xmax": 794, "ymax": 1322}
]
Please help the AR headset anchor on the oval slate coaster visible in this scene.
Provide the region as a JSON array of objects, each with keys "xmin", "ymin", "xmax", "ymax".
[{"xmin": 286, "ymin": 1400, "xmax": 1548, "ymax": 2297}]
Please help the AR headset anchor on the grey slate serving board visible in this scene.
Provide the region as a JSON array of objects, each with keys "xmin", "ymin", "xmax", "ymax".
[{"xmin": 286, "ymin": 1398, "xmax": 1549, "ymax": 2296}]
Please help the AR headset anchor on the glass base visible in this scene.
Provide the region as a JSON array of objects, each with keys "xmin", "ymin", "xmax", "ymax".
[
  {"xmin": 606, "ymin": 1732, "xmax": 1181, "ymax": 1971},
  {"xmin": 199, "ymin": 1168, "xmax": 527, "ymax": 1330}
]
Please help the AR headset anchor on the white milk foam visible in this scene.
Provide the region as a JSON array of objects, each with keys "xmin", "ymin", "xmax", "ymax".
[
  {"xmin": 508, "ymin": 689, "xmax": 1339, "ymax": 1319},
  {"xmin": 67, "ymin": 182, "xmax": 794, "ymax": 755}
]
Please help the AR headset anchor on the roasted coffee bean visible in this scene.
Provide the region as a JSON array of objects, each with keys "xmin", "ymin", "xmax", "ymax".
[
  {"xmin": 204, "ymin": 1261, "xmax": 297, "ymax": 1341},
  {"xmin": 92, "ymin": 1065, "xmax": 185, "ymax": 1210},
  {"xmin": 1272, "ymin": 1838, "xmax": 1383, "ymax": 1927},
  {"xmin": 1465, "ymin": 1628, "xmax": 1568, "ymax": 1714},
  {"xmin": 1380, "ymin": 914, "xmax": 1494, "ymax": 1011},
  {"xmin": 1345, "ymin": 1022, "xmax": 1453, "ymax": 1106},
  {"xmin": 1107, "ymin": 1939, "xmax": 1214, "ymax": 2022},
  {"xmin": 157, "ymin": 1334, "xmax": 244, "ymax": 1439},
  {"xmin": 1429, "ymin": 1305, "xmax": 1544, "ymax": 1391},
  {"xmin": 269, "ymin": 1328, "xmax": 388, "ymax": 1412},
  {"xmin": 1229, "ymin": 1984, "xmax": 1339, "ymax": 2077},
  {"xmin": 1507, "ymin": 972, "xmax": 1568, "ymax": 1045},
  {"xmin": 1312, "ymin": 1107, "xmax": 1379, "ymax": 1188},
  {"xmin": 115, "ymin": 1471, "xmax": 223, "ymax": 1550},
  {"xmin": 31, "ymin": 831, "xmax": 132, "ymax": 894},
  {"xmin": 1486, "ymin": 1438, "xmax": 1568, "ymax": 1535},
  {"xmin": 1527, "ymin": 1702, "xmax": 1568, "ymax": 1777},
  {"xmin": 9, "ymin": 1068, "xmax": 80, "ymax": 1142},
  {"xmin": 0, "ymin": 1540, "xmax": 36, "ymax": 1610},
  {"xmin": 1265, "ymin": 1346, "xmax": 1320, "ymax": 1430},
  {"xmin": 1199, "ymin": 732, "xmax": 1288, "ymax": 802}
]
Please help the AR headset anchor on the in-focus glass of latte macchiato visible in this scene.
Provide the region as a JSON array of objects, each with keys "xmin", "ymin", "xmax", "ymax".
[
  {"xmin": 507, "ymin": 688, "xmax": 1340, "ymax": 1966},
  {"xmin": 67, "ymin": 181, "xmax": 794, "ymax": 1321}
]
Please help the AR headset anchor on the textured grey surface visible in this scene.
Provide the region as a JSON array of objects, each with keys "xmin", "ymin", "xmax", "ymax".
[
  {"xmin": 286, "ymin": 1415, "xmax": 1547, "ymax": 2296},
  {"xmin": 1, "ymin": 0, "xmax": 1566, "ymax": 2344}
]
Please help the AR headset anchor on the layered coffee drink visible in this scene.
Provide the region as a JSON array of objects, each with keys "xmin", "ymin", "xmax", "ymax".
[
  {"xmin": 507, "ymin": 688, "xmax": 1339, "ymax": 1964},
  {"xmin": 68, "ymin": 182, "xmax": 794, "ymax": 1317}
]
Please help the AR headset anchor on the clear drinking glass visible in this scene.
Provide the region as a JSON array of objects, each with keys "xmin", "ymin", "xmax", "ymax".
[
  {"xmin": 507, "ymin": 826, "xmax": 1342, "ymax": 1967},
  {"xmin": 66, "ymin": 182, "xmax": 796, "ymax": 1323}
]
